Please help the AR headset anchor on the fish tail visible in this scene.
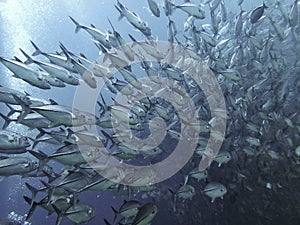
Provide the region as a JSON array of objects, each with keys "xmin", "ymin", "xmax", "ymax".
[
  {"xmin": 107, "ymin": 17, "xmax": 116, "ymax": 33},
  {"xmin": 128, "ymin": 33, "xmax": 137, "ymax": 43},
  {"xmin": 5, "ymin": 103, "xmax": 18, "ymax": 117},
  {"xmin": 23, "ymin": 196, "xmax": 38, "ymax": 220},
  {"xmin": 69, "ymin": 16, "xmax": 82, "ymax": 33},
  {"xmin": 104, "ymin": 219, "xmax": 112, "ymax": 225},
  {"xmin": 30, "ymin": 40, "xmax": 43, "ymax": 56},
  {"xmin": 35, "ymin": 127, "xmax": 47, "ymax": 139},
  {"xmin": 29, "ymin": 150, "xmax": 49, "ymax": 168},
  {"xmin": 52, "ymin": 204, "xmax": 64, "ymax": 225},
  {"xmin": 0, "ymin": 112, "xmax": 12, "ymax": 129},
  {"xmin": 59, "ymin": 42, "xmax": 72, "ymax": 64},
  {"xmin": 25, "ymin": 182, "xmax": 39, "ymax": 209},
  {"xmin": 11, "ymin": 94, "xmax": 31, "ymax": 122},
  {"xmin": 111, "ymin": 206, "xmax": 118, "ymax": 223},
  {"xmin": 19, "ymin": 48, "xmax": 34, "ymax": 64},
  {"xmin": 14, "ymin": 56, "xmax": 23, "ymax": 63},
  {"xmin": 101, "ymin": 130, "xmax": 116, "ymax": 148},
  {"xmin": 114, "ymin": 4, "xmax": 124, "ymax": 21},
  {"xmin": 168, "ymin": 188, "xmax": 177, "ymax": 212}
]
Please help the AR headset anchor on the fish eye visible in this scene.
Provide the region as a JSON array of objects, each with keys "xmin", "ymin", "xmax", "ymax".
[{"xmin": 221, "ymin": 189, "xmax": 224, "ymax": 192}]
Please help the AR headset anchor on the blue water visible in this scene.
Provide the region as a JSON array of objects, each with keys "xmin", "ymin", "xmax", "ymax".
[{"xmin": 0, "ymin": 0, "xmax": 299, "ymax": 225}]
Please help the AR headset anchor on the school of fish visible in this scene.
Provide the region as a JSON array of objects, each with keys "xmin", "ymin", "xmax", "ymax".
[{"xmin": 0, "ymin": 0, "xmax": 299, "ymax": 224}]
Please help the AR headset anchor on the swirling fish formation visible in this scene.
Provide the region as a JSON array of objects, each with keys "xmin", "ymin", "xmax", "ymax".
[{"xmin": 0, "ymin": 0, "xmax": 299, "ymax": 225}]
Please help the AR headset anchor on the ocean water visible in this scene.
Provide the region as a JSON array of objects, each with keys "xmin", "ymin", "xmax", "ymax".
[{"xmin": 0, "ymin": 0, "xmax": 299, "ymax": 225}]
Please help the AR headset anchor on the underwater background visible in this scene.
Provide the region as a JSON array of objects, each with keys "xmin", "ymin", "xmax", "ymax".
[{"xmin": 0, "ymin": 0, "xmax": 300, "ymax": 224}]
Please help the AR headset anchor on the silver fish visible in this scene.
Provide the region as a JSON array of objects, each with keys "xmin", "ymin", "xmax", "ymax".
[
  {"xmin": 250, "ymin": 3, "xmax": 268, "ymax": 24},
  {"xmin": 0, "ymin": 57, "xmax": 51, "ymax": 89}
]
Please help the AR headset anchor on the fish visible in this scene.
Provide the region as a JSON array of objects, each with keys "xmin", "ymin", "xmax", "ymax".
[
  {"xmin": 70, "ymin": 58, "xmax": 97, "ymax": 88},
  {"xmin": 0, "ymin": 157, "xmax": 38, "ymax": 177},
  {"xmin": 0, "ymin": 85, "xmax": 32, "ymax": 107},
  {"xmin": 163, "ymin": 0, "xmax": 174, "ymax": 16},
  {"xmin": 235, "ymin": 9, "xmax": 245, "ymax": 36},
  {"xmin": 0, "ymin": 57, "xmax": 51, "ymax": 89},
  {"xmin": 24, "ymin": 195, "xmax": 73, "ymax": 220},
  {"xmin": 0, "ymin": 111, "xmax": 58, "ymax": 130},
  {"xmin": 213, "ymin": 151, "xmax": 231, "ymax": 167},
  {"xmin": 53, "ymin": 203, "xmax": 95, "ymax": 225},
  {"xmin": 30, "ymin": 104, "xmax": 99, "ymax": 127},
  {"xmin": 132, "ymin": 203, "xmax": 158, "ymax": 225},
  {"xmin": 30, "ymin": 41, "xmax": 77, "ymax": 73},
  {"xmin": 30, "ymin": 144, "xmax": 101, "ymax": 166},
  {"xmin": 129, "ymin": 34, "xmax": 164, "ymax": 60},
  {"xmin": 69, "ymin": 16, "xmax": 112, "ymax": 49},
  {"xmin": 175, "ymin": 184, "xmax": 196, "ymax": 201},
  {"xmin": 250, "ymin": 3, "xmax": 268, "ymax": 24},
  {"xmin": 189, "ymin": 168, "xmax": 208, "ymax": 181},
  {"xmin": 203, "ymin": 182, "xmax": 227, "ymax": 203},
  {"xmin": 173, "ymin": 3, "xmax": 205, "ymax": 19},
  {"xmin": 147, "ymin": 0, "xmax": 160, "ymax": 17},
  {"xmin": 184, "ymin": 16, "xmax": 195, "ymax": 32},
  {"xmin": 20, "ymin": 48, "xmax": 79, "ymax": 85},
  {"xmin": 107, "ymin": 18, "xmax": 135, "ymax": 61},
  {"xmin": 111, "ymin": 200, "xmax": 141, "ymax": 223},
  {"xmin": 0, "ymin": 129, "xmax": 30, "ymax": 151},
  {"xmin": 289, "ymin": 0, "xmax": 299, "ymax": 27},
  {"xmin": 0, "ymin": 0, "xmax": 299, "ymax": 224},
  {"xmin": 115, "ymin": 0, "xmax": 151, "ymax": 36}
]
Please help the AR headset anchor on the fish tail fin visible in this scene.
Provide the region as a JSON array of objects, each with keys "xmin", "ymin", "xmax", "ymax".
[
  {"xmin": 59, "ymin": 42, "xmax": 73, "ymax": 65},
  {"xmin": 29, "ymin": 150, "xmax": 49, "ymax": 168},
  {"xmin": 114, "ymin": 5, "xmax": 124, "ymax": 21},
  {"xmin": 14, "ymin": 56, "xmax": 23, "ymax": 63},
  {"xmin": 111, "ymin": 206, "xmax": 118, "ymax": 223},
  {"xmin": 100, "ymin": 93, "xmax": 109, "ymax": 113},
  {"xmin": 69, "ymin": 16, "xmax": 82, "ymax": 33},
  {"xmin": 62, "ymin": 187, "xmax": 79, "ymax": 208},
  {"xmin": 104, "ymin": 218, "xmax": 112, "ymax": 225},
  {"xmin": 23, "ymin": 196, "xmax": 38, "ymax": 220},
  {"xmin": 36, "ymin": 128, "xmax": 47, "ymax": 139},
  {"xmin": 107, "ymin": 17, "xmax": 116, "ymax": 33},
  {"xmin": 19, "ymin": 48, "xmax": 34, "ymax": 64},
  {"xmin": 128, "ymin": 34, "xmax": 137, "ymax": 43},
  {"xmin": 25, "ymin": 183, "xmax": 39, "ymax": 207},
  {"xmin": 30, "ymin": 40, "xmax": 43, "ymax": 56},
  {"xmin": 40, "ymin": 179, "xmax": 56, "ymax": 205},
  {"xmin": 101, "ymin": 130, "xmax": 116, "ymax": 148},
  {"xmin": 0, "ymin": 112, "xmax": 12, "ymax": 129},
  {"xmin": 5, "ymin": 103, "xmax": 18, "ymax": 117},
  {"xmin": 11, "ymin": 94, "xmax": 31, "ymax": 122},
  {"xmin": 168, "ymin": 188, "xmax": 177, "ymax": 212},
  {"xmin": 52, "ymin": 204, "xmax": 64, "ymax": 225}
]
